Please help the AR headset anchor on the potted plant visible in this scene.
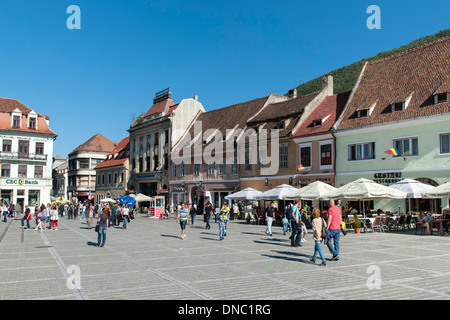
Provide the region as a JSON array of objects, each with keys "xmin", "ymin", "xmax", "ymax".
[{"xmin": 353, "ymin": 214, "xmax": 362, "ymax": 234}]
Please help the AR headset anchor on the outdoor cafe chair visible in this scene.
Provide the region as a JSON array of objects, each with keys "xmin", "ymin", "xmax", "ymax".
[
  {"xmin": 346, "ymin": 215, "xmax": 355, "ymax": 230},
  {"xmin": 381, "ymin": 216, "xmax": 391, "ymax": 232},
  {"xmin": 392, "ymin": 215, "xmax": 406, "ymax": 231},
  {"xmin": 414, "ymin": 217, "xmax": 427, "ymax": 235},
  {"xmin": 371, "ymin": 216, "xmax": 383, "ymax": 233}
]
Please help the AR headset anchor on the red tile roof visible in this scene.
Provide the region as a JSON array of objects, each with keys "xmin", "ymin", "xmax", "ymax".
[
  {"xmin": 95, "ymin": 137, "xmax": 130, "ymax": 169},
  {"xmin": 294, "ymin": 91, "xmax": 350, "ymax": 138},
  {"xmin": 248, "ymin": 91, "xmax": 322, "ymax": 138},
  {"xmin": 0, "ymin": 97, "xmax": 57, "ymax": 137},
  {"xmin": 336, "ymin": 36, "xmax": 450, "ymax": 131},
  {"xmin": 69, "ymin": 133, "xmax": 117, "ymax": 155},
  {"xmin": 144, "ymin": 99, "xmax": 177, "ymax": 118}
]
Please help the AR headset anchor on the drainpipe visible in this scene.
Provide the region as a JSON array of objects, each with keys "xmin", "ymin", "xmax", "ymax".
[{"xmin": 331, "ymin": 130, "xmax": 337, "ymax": 188}]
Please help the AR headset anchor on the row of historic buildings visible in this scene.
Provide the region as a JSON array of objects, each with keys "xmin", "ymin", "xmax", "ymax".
[{"xmin": 2, "ymin": 36, "xmax": 449, "ymax": 214}]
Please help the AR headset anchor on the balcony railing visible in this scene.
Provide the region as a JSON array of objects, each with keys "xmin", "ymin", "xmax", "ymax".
[{"xmin": 0, "ymin": 151, "xmax": 48, "ymax": 162}]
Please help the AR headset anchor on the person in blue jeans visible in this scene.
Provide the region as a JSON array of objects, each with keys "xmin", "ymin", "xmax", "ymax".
[
  {"xmin": 326, "ymin": 199, "xmax": 342, "ymax": 261},
  {"xmin": 97, "ymin": 208, "xmax": 109, "ymax": 247},
  {"xmin": 21, "ymin": 205, "xmax": 31, "ymax": 229},
  {"xmin": 218, "ymin": 210, "xmax": 226, "ymax": 240},
  {"xmin": 310, "ymin": 208, "xmax": 327, "ymax": 266}
]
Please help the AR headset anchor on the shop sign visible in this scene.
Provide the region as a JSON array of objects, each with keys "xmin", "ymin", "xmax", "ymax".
[
  {"xmin": 2, "ymin": 179, "xmax": 39, "ymax": 186},
  {"xmin": 373, "ymin": 172, "xmax": 402, "ymax": 185}
]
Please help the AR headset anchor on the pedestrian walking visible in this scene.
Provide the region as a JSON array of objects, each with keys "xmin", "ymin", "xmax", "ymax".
[
  {"xmin": 326, "ymin": 199, "xmax": 342, "ymax": 261},
  {"xmin": 110, "ymin": 203, "xmax": 118, "ymax": 226},
  {"xmin": 34, "ymin": 211, "xmax": 44, "ymax": 231},
  {"xmin": 218, "ymin": 209, "xmax": 226, "ymax": 241},
  {"xmin": 282, "ymin": 214, "xmax": 290, "ymax": 235},
  {"xmin": 21, "ymin": 205, "xmax": 31, "ymax": 229},
  {"xmin": 264, "ymin": 202, "xmax": 275, "ymax": 236},
  {"xmin": 290, "ymin": 200, "xmax": 302, "ymax": 247},
  {"xmin": 42, "ymin": 204, "xmax": 49, "ymax": 229},
  {"xmin": 121, "ymin": 204, "xmax": 130, "ymax": 229},
  {"xmin": 203, "ymin": 202, "xmax": 213, "ymax": 230},
  {"xmin": 2, "ymin": 203, "xmax": 8, "ymax": 223},
  {"xmin": 310, "ymin": 208, "xmax": 327, "ymax": 266},
  {"xmin": 232, "ymin": 203, "xmax": 239, "ymax": 220},
  {"xmin": 97, "ymin": 208, "xmax": 109, "ymax": 247},
  {"xmin": 50, "ymin": 205, "xmax": 59, "ymax": 230},
  {"xmin": 190, "ymin": 203, "xmax": 196, "ymax": 225},
  {"xmin": 86, "ymin": 204, "xmax": 94, "ymax": 229},
  {"xmin": 176, "ymin": 203, "xmax": 190, "ymax": 239},
  {"xmin": 221, "ymin": 203, "xmax": 230, "ymax": 236}
]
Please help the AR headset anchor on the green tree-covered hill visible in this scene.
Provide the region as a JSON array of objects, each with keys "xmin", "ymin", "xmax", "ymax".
[{"xmin": 293, "ymin": 29, "xmax": 450, "ymax": 96}]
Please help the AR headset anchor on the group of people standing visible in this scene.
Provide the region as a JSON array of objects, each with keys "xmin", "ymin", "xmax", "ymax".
[
  {"xmin": 176, "ymin": 201, "xmax": 231, "ymax": 240},
  {"xmin": 269, "ymin": 199, "xmax": 343, "ymax": 267}
]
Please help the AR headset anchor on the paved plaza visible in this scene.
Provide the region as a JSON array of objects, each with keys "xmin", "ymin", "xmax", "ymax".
[{"xmin": 0, "ymin": 214, "xmax": 449, "ymax": 300}]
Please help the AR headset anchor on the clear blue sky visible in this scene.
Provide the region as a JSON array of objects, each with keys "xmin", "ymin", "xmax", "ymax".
[{"xmin": 0, "ymin": 0, "xmax": 449, "ymax": 157}]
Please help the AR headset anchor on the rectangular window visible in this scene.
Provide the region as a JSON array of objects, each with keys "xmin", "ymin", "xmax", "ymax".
[
  {"xmin": 29, "ymin": 117, "xmax": 36, "ymax": 129},
  {"xmin": 180, "ymin": 162, "xmax": 186, "ymax": 177},
  {"xmin": 18, "ymin": 140, "xmax": 29, "ymax": 158},
  {"xmin": 35, "ymin": 142, "xmax": 44, "ymax": 155},
  {"xmin": 393, "ymin": 137, "xmax": 418, "ymax": 157},
  {"xmin": 244, "ymin": 148, "xmax": 252, "ymax": 171},
  {"xmin": 279, "ymin": 144, "xmax": 289, "ymax": 169},
  {"xmin": 230, "ymin": 157, "xmax": 238, "ymax": 174},
  {"xmin": 13, "ymin": 116, "xmax": 20, "ymax": 127},
  {"xmin": 172, "ymin": 164, "xmax": 177, "ymax": 177},
  {"xmin": 34, "ymin": 166, "xmax": 43, "ymax": 179},
  {"xmin": 208, "ymin": 162, "xmax": 216, "ymax": 177},
  {"xmin": 219, "ymin": 162, "xmax": 226, "ymax": 175},
  {"xmin": 18, "ymin": 165, "xmax": 27, "ymax": 178},
  {"xmin": 194, "ymin": 164, "xmax": 200, "ymax": 177},
  {"xmin": 300, "ymin": 146, "xmax": 311, "ymax": 168},
  {"xmin": 440, "ymin": 133, "xmax": 450, "ymax": 154},
  {"xmin": 1, "ymin": 164, "xmax": 10, "ymax": 177},
  {"xmin": 348, "ymin": 142, "xmax": 375, "ymax": 161},
  {"xmin": 320, "ymin": 144, "xmax": 332, "ymax": 166},
  {"xmin": 2, "ymin": 140, "xmax": 12, "ymax": 152},
  {"xmin": 78, "ymin": 159, "xmax": 89, "ymax": 169}
]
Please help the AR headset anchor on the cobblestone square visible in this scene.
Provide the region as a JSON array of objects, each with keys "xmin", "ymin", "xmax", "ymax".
[{"xmin": 0, "ymin": 214, "xmax": 449, "ymax": 300}]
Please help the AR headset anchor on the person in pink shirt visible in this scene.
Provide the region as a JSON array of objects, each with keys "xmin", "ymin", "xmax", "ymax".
[{"xmin": 326, "ymin": 199, "xmax": 342, "ymax": 261}]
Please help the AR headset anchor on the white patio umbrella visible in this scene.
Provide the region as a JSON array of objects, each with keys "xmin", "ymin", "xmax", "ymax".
[
  {"xmin": 255, "ymin": 184, "xmax": 297, "ymax": 200},
  {"xmin": 283, "ymin": 181, "xmax": 337, "ymax": 201},
  {"xmin": 422, "ymin": 182, "xmax": 450, "ymax": 199},
  {"xmin": 225, "ymin": 188, "xmax": 263, "ymax": 201},
  {"xmin": 389, "ymin": 179, "xmax": 434, "ymax": 213},
  {"xmin": 130, "ymin": 193, "xmax": 153, "ymax": 202},
  {"xmin": 323, "ymin": 178, "xmax": 408, "ymax": 217},
  {"xmin": 100, "ymin": 198, "xmax": 117, "ymax": 203}
]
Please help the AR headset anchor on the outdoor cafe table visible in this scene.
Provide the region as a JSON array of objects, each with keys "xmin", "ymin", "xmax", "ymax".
[
  {"xmin": 359, "ymin": 217, "xmax": 375, "ymax": 233},
  {"xmin": 429, "ymin": 219, "xmax": 450, "ymax": 236}
]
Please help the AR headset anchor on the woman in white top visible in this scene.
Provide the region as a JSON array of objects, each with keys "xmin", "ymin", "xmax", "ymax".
[{"xmin": 50, "ymin": 205, "xmax": 59, "ymax": 230}]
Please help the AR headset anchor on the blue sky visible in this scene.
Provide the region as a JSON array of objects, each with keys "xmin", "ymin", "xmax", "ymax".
[{"xmin": 0, "ymin": 0, "xmax": 449, "ymax": 157}]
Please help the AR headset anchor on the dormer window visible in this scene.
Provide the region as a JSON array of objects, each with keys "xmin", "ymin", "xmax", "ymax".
[
  {"xmin": 435, "ymin": 93, "xmax": 449, "ymax": 104},
  {"xmin": 29, "ymin": 117, "xmax": 36, "ymax": 129},
  {"xmin": 312, "ymin": 119, "xmax": 322, "ymax": 127},
  {"xmin": 392, "ymin": 102, "xmax": 404, "ymax": 112},
  {"xmin": 433, "ymin": 83, "xmax": 450, "ymax": 104},
  {"xmin": 388, "ymin": 93, "xmax": 413, "ymax": 113},
  {"xmin": 13, "ymin": 115, "xmax": 21, "ymax": 128},
  {"xmin": 274, "ymin": 123, "xmax": 285, "ymax": 130}
]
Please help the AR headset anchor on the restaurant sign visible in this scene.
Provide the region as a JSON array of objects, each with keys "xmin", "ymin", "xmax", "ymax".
[{"xmin": 373, "ymin": 172, "xmax": 402, "ymax": 185}]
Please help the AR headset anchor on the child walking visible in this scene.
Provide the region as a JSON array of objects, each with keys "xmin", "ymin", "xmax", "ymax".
[
  {"xmin": 34, "ymin": 211, "xmax": 44, "ymax": 231},
  {"xmin": 310, "ymin": 208, "xmax": 327, "ymax": 266},
  {"xmin": 218, "ymin": 210, "xmax": 226, "ymax": 241},
  {"xmin": 282, "ymin": 214, "xmax": 290, "ymax": 236}
]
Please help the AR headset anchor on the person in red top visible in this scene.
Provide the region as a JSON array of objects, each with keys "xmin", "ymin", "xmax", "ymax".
[{"xmin": 326, "ymin": 199, "xmax": 342, "ymax": 261}]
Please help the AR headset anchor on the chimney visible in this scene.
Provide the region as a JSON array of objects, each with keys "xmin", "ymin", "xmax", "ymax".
[
  {"xmin": 288, "ymin": 88, "xmax": 298, "ymax": 99},
  {"xmin": 321, "ymin": 75, "xmax": 334, "ymax": 96},
  {"xmin": 154, "ymin": 88, "xmax": 172, "ymax": 104}
]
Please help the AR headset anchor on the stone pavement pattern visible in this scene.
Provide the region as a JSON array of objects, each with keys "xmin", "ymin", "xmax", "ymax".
[{"xmin": 0, "ymin": 214, "xmax": 449, "ymax": 300}]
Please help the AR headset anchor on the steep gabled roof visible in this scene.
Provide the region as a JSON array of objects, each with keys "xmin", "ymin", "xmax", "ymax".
[
  {"xmin": 95, "ymin": 136, "xmax": 130, "ymax": 169},
  {"xmin": 335, "ymin": 36, "xmax": 450, "ymax": 131},
  {"xmin": 294, "ymin": 91, "xmax": 350, "ymax": 138},
  {"xmin": 248, "ymin": 91, "xmax": 321, "ymax": 138},
  {"xmin": 0, "ymin": 97, "xmax": 57, "ymax": 137},
  {"xmin": 69, "ymin": 133, "xmax": 117, "ymax": 155}
]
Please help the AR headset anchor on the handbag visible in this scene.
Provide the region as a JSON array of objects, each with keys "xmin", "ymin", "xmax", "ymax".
[
  {"xmin": 95, "ymin": 223, "xmax": 99, "ymax": 232},
  {"xmin": 322, "ymin": 218, "xmax": 331, "ymax": 245}
]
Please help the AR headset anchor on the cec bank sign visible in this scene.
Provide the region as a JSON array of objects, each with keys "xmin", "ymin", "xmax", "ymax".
[{"xmin": 0, "ymin": 178, "xmax": 39, "ymax": 186}]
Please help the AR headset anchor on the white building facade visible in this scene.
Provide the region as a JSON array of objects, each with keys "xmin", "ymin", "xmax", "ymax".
[{"xmin": 0, "ymin": 98, "xmax": 57, "ymax": 212}]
